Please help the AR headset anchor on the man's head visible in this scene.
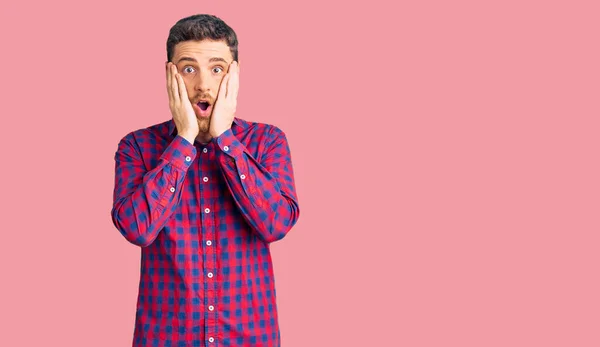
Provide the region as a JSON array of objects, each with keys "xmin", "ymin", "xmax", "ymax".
[{"xmin": 166, "ymin": 14, "xmax": 238, "ymax": 134}]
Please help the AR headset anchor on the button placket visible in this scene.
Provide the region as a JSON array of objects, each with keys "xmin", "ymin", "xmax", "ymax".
[{"xmin": 198, "ymin": 149, "xmax": 218, "ymax": 342}]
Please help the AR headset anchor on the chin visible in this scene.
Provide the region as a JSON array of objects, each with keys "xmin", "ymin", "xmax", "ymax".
[{"xmin": 197, "ymin": 117, "xmax": 211, "ymax": 133}]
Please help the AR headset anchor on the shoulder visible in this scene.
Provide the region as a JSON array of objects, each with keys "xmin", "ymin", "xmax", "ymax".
[
  {"xmin": 117, "ymin": 119, "xmax": 171, "ymax": 145},
  {"xmin": 236, "ymin": 117, "xmax": 286, "ymax": 140}
]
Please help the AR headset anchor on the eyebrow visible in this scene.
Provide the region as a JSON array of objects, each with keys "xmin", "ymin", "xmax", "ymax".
[{"xmin": 175, "ymin": 56, "xmax": 229, "ymax": 64}]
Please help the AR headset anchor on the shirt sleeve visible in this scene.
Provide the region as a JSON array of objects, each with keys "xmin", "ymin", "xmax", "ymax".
[
  {"xmin": 213, "ymin": 126, "xmax": 301, "ymax": 243},
  {"xmin": 111, "ymin": 134, "xmax": 197, "ymax": 247}
]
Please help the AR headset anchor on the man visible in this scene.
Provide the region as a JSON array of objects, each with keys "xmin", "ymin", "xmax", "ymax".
[{"xmin": 111, "ymin": 14, "xmax": 300, "ymax": 347}]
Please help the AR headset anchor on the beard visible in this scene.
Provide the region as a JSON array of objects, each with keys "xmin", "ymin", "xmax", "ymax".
[{"xmin": 196, "ymin": 113, "xmax": 211, "ymax": 133}]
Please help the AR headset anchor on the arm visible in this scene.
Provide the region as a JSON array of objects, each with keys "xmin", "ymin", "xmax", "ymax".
[
  {"xmin": 111, "ymin": 133, "xmax": 196, "ymax": 247},
  {"xmin": 213, "ymin": 126, "xmax": 300, "ymax": 243}
]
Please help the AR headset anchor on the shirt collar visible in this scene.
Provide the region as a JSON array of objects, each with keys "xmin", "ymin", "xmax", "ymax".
[{"xmin": 168, "ymin": 116, "xmax": 243, "ymax": 136}]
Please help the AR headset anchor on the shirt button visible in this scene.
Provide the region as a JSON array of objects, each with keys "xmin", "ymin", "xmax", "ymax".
[
  {"xmin": 206, "ymin": 240, "xmax": 212, "ymax": 246},
  {"xmin": 169, "ymin": 187, "xmax": 175, "ymax": 193},
  {"xmin": 223, "ymin": 145, "xmax": 229, "ymax": 151},
  {"xmin": 208, "ymin": 305, "xmax": 214, "ymax": 311},
  {"xmin": 240, "ymin": 174, "xmax": 246, "ymax": 180},
  {"xmin": 185, "ymin": 156, "xmax": 191, "ymax": 162},
  {"xmin": 207, "ymin": 272, "xmax": 213, "ymax": 278},
  {"xmin": 203, "ymin": 177, "xmax": 209, "ymax": 182},
  {"xmin": 203, "ymin": 148, "xmax": 208, "ymax": 153},
  {"xmin": 208, "ymin": 337, "xmax": 215, "ymax": 343},
  {"xmin": 205, "ymin": 208, "xmax": 210, "ymax": 213}
]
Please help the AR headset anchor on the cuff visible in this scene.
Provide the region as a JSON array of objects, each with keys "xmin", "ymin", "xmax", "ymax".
[
  {"xmin": 160, "ymin": 135, "xmax": 197, "ymax": 170},
  {"xmin": 214, "ymin": 128, "xmax": 244, "ymax": 158}
]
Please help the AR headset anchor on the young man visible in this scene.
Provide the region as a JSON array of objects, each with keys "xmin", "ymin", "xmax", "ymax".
[{"xmin": 111, "ymin": 14, "xmax": 300, "ymax": 347}]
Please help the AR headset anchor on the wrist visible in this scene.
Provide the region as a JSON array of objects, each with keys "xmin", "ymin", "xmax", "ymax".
[
  {"xmin": 178, "ymin": 132, "xmax": 196, "ymax": 144},
  {"xmin": 211, "ymin": 126, "xmax": 230, "ymax": 138}
]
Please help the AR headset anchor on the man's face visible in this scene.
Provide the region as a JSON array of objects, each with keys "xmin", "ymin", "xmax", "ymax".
[{"xmin": 170, "ymin": 39, "xmax": 234, "ymax": 133}]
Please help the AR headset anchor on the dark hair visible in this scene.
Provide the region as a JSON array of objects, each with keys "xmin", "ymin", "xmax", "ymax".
[{"xmin": 166, "ymin": 14, "xmax": 238, "ymax": 62}]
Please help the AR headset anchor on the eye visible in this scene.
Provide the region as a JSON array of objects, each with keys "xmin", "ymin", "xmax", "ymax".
[
  {"xmin": 212, "ymin": 67, "xmax": 224, "ymax": 74},
  {"xmin": 182, "ymin": 66, "xmax": 195, "ymax": 74}
]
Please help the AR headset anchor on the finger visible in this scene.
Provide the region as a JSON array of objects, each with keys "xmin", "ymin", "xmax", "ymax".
[
  {"xmin": 171, "ymin": 64, "xmax": 180, "ymax": 103},
  {"xmin": 227, "ymin": 64, "xmax": 239, "ymax": 100},
  {"xmin": 231, "ymin": 62, "xmax": 240, "ymax": 99},
  {"xmin": 218, "ymin": 73, "xmax": 229, "ymax": 101},
  {"xmin": 176, "ymin": 73, "xmax": 189, "ymax": 101},
  {"xmin": 166, "ymin": 62, "xmax": 173, "ymax": 100},
  {"xmin": 224, "ymin": 63, "xmax": 233, "ymax": 99}
]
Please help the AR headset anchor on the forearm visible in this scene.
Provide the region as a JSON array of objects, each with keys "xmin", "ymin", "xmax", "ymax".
[
  {"xmin": 214, "ymin": 128, "xmax": 300, "ymax": 243},
  {"xmin": 111, "ymin": 134, "xmax": 196, "ymax": 247}
]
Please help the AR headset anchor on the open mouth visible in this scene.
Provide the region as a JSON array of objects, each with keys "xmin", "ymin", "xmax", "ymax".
[{"xmin": 197, "ymin": 101, "xmax": 210, "ymax": 111}]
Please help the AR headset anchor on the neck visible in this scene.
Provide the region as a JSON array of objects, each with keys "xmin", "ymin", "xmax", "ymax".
[{"xmin": 196, "ymin": 131, "xmax": 212, "ymax": 144}]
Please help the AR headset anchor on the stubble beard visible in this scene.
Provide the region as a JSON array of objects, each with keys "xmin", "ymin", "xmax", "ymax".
[{"xmin": 197, "ymin": 116, "xmax": 210, "ymax": 134}]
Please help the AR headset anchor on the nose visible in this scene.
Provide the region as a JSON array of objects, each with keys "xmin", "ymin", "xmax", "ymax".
[{"xmin": 193, "ymin": 69, "xmax": 212, "ymax": 93}]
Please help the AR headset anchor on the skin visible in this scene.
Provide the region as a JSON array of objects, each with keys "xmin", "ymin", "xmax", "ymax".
[{"xmin": 165, "ymin": 39, "xmax": 240, "ymax": 144}]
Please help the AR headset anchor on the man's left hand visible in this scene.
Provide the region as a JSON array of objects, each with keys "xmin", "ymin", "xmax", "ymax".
[{"xmin": 210, "ymin": 60, "xmax": 240, "ymax": 138}]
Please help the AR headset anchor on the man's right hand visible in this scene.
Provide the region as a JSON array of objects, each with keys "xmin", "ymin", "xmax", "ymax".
[{"xmin": 166, "ymin": 62, "xmax": 198, "ymax": 144}]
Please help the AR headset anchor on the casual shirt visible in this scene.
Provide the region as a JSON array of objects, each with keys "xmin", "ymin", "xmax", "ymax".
[{"xmin": 111, "ymin": 116, "xmax": 300, "ymax": 347}]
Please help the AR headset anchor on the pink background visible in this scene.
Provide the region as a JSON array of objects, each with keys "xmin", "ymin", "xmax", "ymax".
[{"xmin": 1, "ymin": 0, "xmax": 599, "ymax": 346}]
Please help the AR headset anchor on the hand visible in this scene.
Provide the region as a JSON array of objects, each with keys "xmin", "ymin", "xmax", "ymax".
[
  {"xmin": 209, "ymin": 60, "xmax": 240, "ymax": 138},
  {"xmin": 166, "ymin": 62, "xmax": 198, "ymax": 143}
]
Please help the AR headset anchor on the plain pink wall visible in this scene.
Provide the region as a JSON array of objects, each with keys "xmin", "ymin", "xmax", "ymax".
[{"xmin": 1, "ymin": 1, "xmax": 599, "ymax": 346}]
